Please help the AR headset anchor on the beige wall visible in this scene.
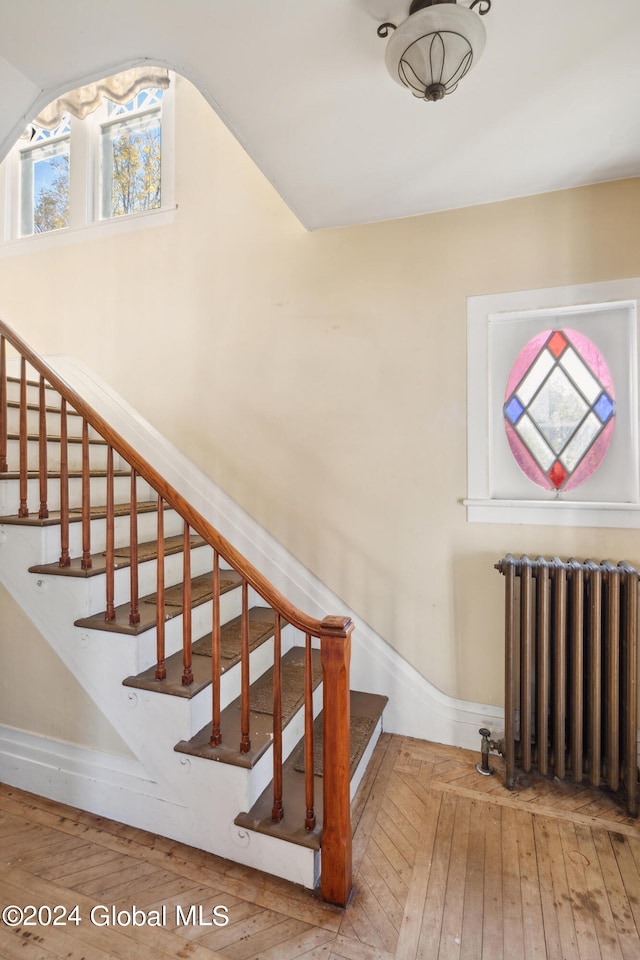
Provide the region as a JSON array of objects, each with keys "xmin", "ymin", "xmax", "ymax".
[
  {"xmin": 1, "ymin": 74, "xmax": 640, "ymax": 746},
  {"xmin": 0, "ymin": 585, "xmax": 133, "ymax": 755}
]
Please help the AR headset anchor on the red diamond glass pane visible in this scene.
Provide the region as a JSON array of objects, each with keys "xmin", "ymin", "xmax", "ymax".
[
  {"xmin": 547, "ymin": 330, "xmax": 568, "ymax": 359},
  {"xmin": 548, "ymin": 460, "xmax": 568, "ymax": 489}
]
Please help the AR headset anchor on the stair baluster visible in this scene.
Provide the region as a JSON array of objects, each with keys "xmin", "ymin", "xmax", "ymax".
[
  {"xmin": 18, "ymin": 358, "xmax": 28, "ymax": 517},
  {"xmin": 105, "ymin": 446, "xmax": 115, "ymax": 621},
  {"xmin": 210, "ymin": 550, "xmax": 222, "ymax": 746},
  {"xmin": 129, "ymin": 469, "xmax": 140, "ymax": 625},
  {"xmin": 240, "ymin": 580, "xmax": 251, "ymax": 753},
  {"xmin": 181, "ymin": 521, "xmax": 193, "ymax": 686},
  {"xmin": 304, "ymin": 632, "xmax": 316, "ymax": 831},
  {"xmin": 38, "ymin": 376, "xmax": 49, "ymax": 519},
  {"xmin": 155, "ymin": 494, "xmax": 166, "ymax": 680},
  {"xmin": 0, "ymin": 336, "xmax": 6, "ymax": 473},
  {"xmin": 81, "ymin": 420, "xmax": 91, "ymax": 568},
  {"xmin": 58, "ymin": 398, "xmax": 70, "ymax": 567},
  {"xmin": 271, "ymin": 614, "xmax": 283, "ymax": 821}
]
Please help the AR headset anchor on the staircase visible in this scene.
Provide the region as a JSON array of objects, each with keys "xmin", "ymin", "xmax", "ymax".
[{"xmin": 0, "ymin": 322, "xmax": 387, "ymax": 906}]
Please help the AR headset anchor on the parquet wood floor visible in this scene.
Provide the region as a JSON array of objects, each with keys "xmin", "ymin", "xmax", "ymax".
[{"xmin": 1, "ymin": 734, "xmax": 639, "ymax": 959}]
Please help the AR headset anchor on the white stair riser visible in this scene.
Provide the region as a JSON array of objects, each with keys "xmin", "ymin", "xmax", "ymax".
[
  {"xmin": 112, "ymin": 635, "xmax": 326, "ymax": 819},
  {"xmin": 30, "ymin": 508, "xmax": 186, "ymax": 563},
  {"xmin": 75, "ymin": 588, "xmax": 281, "ymax": 729},
  {"xmin": 1, "ymin": 509, "xmax": 186, "ymax": 567},
  {"xmin": 5, "ymin": 381, "xmax": 61, "ymax": 408},
  {"xmin": 3, "ymin": 438, "xmax": 118, "ymax": 472},
  {"xmin": 32, "ymin": 543, "xmax": 214, "ymax": 615},
  {"xmin": 131, "ymin": 584, "xmax": 244, "ymax": 674},
  {"xmin": 0, "ymin": 474, "xmax": 150, "ymax": 515},
  {"xmin": 4, "ymin": 407, "xmax": 88, "ymax": 439}
]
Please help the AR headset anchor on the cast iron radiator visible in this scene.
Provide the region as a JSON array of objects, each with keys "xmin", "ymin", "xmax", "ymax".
[{"xmin": 495, "ymin": 555, "xmax": 639, "ymax": 816}]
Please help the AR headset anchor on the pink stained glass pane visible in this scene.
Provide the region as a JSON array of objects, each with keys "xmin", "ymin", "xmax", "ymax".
[{"xmin": 503, "ymin": 329, "xmax": 615, "ymax": 492}]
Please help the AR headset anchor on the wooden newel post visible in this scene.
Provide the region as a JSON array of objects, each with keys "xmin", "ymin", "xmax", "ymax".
[{"xmin": 320, "ymin": 615, "xmax": 353, "ymax": 908}]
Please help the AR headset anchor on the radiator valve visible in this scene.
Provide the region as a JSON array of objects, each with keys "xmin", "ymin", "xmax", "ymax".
[{"xmin": 476, "ymin": 727, "xmax": 502, "ymax": 776}]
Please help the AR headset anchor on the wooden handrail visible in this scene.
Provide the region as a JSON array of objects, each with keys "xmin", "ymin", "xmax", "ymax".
[
  {"xmin": 0, "ymin": 321, "xmax": 351, "ymax": 642},
  {"xmin": 0, "ymin": 319, "xmax": 354, "ymax": 907}
]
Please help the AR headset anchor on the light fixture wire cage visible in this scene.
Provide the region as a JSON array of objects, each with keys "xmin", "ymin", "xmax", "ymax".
[{"xmin": 377, "ymin": 0, "xmax": 491, "ymax": 102}]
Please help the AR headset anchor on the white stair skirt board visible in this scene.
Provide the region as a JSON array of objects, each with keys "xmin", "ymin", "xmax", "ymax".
[{"xmin": 32, "ymin": 355, "xmax": 505, "ymax": 749}]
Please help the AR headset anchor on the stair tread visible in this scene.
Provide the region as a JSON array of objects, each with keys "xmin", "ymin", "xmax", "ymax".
[
  {"xmin": 6, "ymin": 399, "xmax": 82, "ymax": 416},
  {"xmin": 1, "ymin": 469, "xmax": 131, "ymax": 480},
  {"xmin": 74, "ymin": 568, "xmax": 242, "ymax": 635},
  {"xmin": 174, "ymin": 646, "xmax": 322, "ymax": 769},
  {"xmin": 5, "ymin": 432, "xmax": 106, "ymax": 444},
  {"xmin": 29, "ymin": 534, "xmax": 206, "ymax": 579},
  {"xmin": 7, "ymin": 375, "xmax": 58, "ymax": 389},
  {"xmin": 0, "ymin": 500, "xmax": 162, "ymax": 528},
  {"xmin": 122, "ymin": 606, "xmax": 275, "ymax": 698},
  {"xmin": 234, "ymin": 690, "xmax": 388, "ymax": 850}
]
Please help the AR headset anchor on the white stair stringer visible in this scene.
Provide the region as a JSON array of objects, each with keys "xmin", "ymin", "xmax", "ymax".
[{"xmin": 0, "ymin": 519, "xmax": 320, "ymax": 888}]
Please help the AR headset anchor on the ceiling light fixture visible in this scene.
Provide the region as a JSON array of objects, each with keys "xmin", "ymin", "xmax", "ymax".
[{"xmin": 377, "ymin": 0, "xmax": 491, "ymax": 102}]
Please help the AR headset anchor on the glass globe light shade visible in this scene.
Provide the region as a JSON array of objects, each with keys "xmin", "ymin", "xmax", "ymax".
[{"xmin": 384, "ymin": 4, "xmax": 486, "ymax": 101}]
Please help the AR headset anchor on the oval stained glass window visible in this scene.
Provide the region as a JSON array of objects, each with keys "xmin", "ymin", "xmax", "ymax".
[{"xmin": 503, "ymin": 329, "xmax": 615, "ymax": 491}]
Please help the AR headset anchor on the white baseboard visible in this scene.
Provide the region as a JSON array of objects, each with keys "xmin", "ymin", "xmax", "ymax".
[{"xmin": 0, "ymin": 724, "xmax": 187, "ymax": 833}]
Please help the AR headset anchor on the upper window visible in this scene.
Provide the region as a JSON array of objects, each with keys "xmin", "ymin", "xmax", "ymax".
[
  {"xmin": 466, "ymin": 278, "xmax": 640, "ymax": 528},
  {"xmin": 0, "ymin": 68, "xmax": 174, "ymax": 247},
  {"xmin": 100, "ymin": 87, "xmax": 164, "ymax": 219},
  {"xmin": 19, "ymin": 116, "xmax": 71, "ymax": 235}
]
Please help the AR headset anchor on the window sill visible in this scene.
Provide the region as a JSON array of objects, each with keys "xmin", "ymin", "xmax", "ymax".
[
  {"xmin": 0, "ymin": 205, "xmax": 176, "ymax": 259},
  {"xmin": 464, "ymin": 498, "xmax": 640, "ymax": 528}
]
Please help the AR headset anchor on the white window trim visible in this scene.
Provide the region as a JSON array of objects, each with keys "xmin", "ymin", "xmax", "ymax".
[
  {"xmin": 465, "ymin": 277, "xmax": 640, "ymax": 528},
  {"xmin": 0, "ymin": 73, "xmax": 175, "ymax": 256}
]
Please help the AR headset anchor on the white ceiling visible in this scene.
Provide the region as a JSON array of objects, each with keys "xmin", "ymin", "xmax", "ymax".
[{"xmin": 0, "ymin": 0, "xmax": 639, "ymax": 230}]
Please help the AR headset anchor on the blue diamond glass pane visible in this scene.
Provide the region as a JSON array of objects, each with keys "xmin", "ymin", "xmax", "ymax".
[
  {"xmin": 594, "ymin": 392, "xmax": 614, "ymax": 424},
  {"xmin": 504, "ymin": 396, "xmax": 524, "ymax": 425}
]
